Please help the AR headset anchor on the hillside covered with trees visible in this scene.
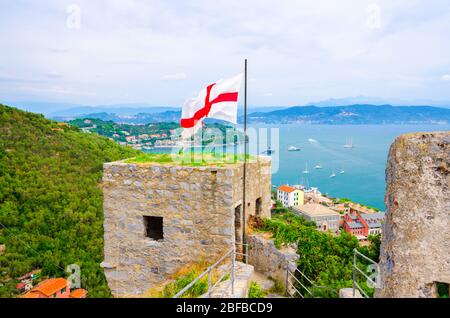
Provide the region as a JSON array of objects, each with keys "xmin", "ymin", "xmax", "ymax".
[{"xmin": 0, "ymin": 104, "xmax": 140, "ymax": 297}]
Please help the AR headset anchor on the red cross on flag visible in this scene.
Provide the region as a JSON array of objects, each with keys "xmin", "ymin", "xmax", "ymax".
[{"xmin": 180, "ymin": 73, "xmax": 243, "ymax": 139}]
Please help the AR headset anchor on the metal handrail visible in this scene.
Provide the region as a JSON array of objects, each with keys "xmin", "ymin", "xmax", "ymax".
[
  {"xmin": 285, "ymin": 265, "xmax": 339, "ymax": 298},
  {"xmin": 352, "ymin": 248, "xmax": 378, "ymax": 298},
  {"xmin": 173, "ymin": 243, "xmax": 249, "ymax": 298}
]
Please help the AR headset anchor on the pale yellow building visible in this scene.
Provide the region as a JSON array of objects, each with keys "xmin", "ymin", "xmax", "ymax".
[{"xmin": 277, "ymin": 185, "xmax": 304, "ymax": 208}]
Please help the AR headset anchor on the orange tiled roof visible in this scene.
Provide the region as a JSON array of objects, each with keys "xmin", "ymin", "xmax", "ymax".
[
  {"xmin": 278, "ymin": 185, "xmax": 296, "ymax": 193},
  {"xmin": 22, "ymin": 291, "xmax": 41, "ymax": 298},
  {"xmin": 33, "ymin": 278, "xmax": 69, "ymax": 296},
  {"xmin": 69, "ymin": 289, "xmax": 87, "ymax": 298}
]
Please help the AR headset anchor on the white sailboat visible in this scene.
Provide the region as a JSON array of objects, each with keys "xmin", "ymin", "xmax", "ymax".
[
  {"xmin": 288, "ymin": 145, "xmax": 301, "ymax": 151},
  {"xmin": 330, "ymin": 171, "xmax": 336, "ymax": 178},
  {"xmin": 344, "ymin": 137, "xmax": 354, "ymax": 148},
  {"xmin": 308, "ymin": 138, "xmax": 318, "ymax": 143},
  {"xmin": 302, "ymin": 163, "xmax": 310, "ymax": 174},
  {"xmin": 314, "ymin": 163, "xmax": 323, "ymax": 169},
  {"xmin": 339, "ymin": 168, "xmax": 345, "ymax": 174},
  {"xmin": 261, "ymin": 147, "xmax": 275, "ymax": 155}
]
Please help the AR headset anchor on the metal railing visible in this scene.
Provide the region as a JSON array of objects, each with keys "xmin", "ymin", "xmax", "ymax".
[
  {"xmin": 352, "ymin": 248, "xmax": 379, "ymax": 298},
  {"xmin": 285, "ymin": 265, "xmax": 338, "ymax": 298},
  {"xmin": 173, "ymin": 243, "xmax": 249, "ymax": 298}
]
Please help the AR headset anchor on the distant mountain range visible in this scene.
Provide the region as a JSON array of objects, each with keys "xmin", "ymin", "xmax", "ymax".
[
  {"xmin": 53, "ymin": 110, "xmax": 182, "ymax": 124},
  {"xmin": 47, "ymin": 106, "xmax": 285, "ymax": 123},
  {"xmin": 55, "ymin": 104, "xmax": 450, "ymax": 125},
  {"xmin": 5, "ymin": 100, "xmax": 450, "ymax": 125},
  {"xmin": 50, "ymin": 106, "xmax": 178, "ymax": 117},
  {"xmin": 305, "ymin": 96, "xmax": 450, "ymax": 107},
  {"xmin": 2, "ymin": 101, "xmax": 285, "ymax": 118},
  {"xmin": 244, "ymin": 105, "xmax": 450, "ymax": 125}
]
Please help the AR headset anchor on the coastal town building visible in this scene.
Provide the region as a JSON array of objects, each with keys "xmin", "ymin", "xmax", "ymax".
[
  {"xmin": 331, "ymin": 203, "xmax": 350, "ymax": 214},
  {"xmin": 303, "ymin": 187, "xmax": 333, "ymax": 205},
  {"xmin": 277, "ymin": 185, "xmax": 304, "ymax": 208},
  {"xmin": 362, "ymin": 213, "xmax": 384, "ymax": 235},
  {"xmin": 21, "ymin": 278, "xmax": 87, "ymax": 298},
  {"xmin": 342, "ymin": 211, "xmax": 384, "ymax": 241},
  {"xmin": 15, "ymin": 269, "xmax": 41, "ymax": 293},
  {"xmin": 293, "ymin": 203, "xmax": 340, "ymax": 233},
  {"xmin": 348, "ymin": 202, "xmax": 379, "ymax": 214},
  {"xmin": 69, "ymin": 288, "xmax": 88, "ymax": 298}
]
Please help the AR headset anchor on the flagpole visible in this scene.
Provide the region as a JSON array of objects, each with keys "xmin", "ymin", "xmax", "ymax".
[{"xmin": 242, "ymin": 58, "xmax": 248, "ymax": 261}]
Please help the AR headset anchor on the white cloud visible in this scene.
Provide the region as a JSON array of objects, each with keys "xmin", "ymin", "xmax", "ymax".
[
  {"xmin": 47, "ymin": 72, "xmax": 62, "ymax": 79},
  {"xmin": 1, "ymin": 0, "xmax": 450, "ymax": 106},
  {"xmin": 442, "ymin": 74, "xmax": 450, "ymax": 81},
  {"xmin": 161, "ymin": 73, "xmax": 187, "ymax": 81}
]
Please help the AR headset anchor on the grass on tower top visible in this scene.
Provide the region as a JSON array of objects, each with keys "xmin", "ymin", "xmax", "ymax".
[{"xmin": 125, "ymin": 152, "xmax": 256, "ymax": 166}]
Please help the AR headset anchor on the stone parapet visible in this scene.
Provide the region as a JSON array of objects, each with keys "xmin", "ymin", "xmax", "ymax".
[
  {"xmin": 376, "ymin": 132, "xmax": 450, "ymax": 298},
  {"xmin": 102, "ymin": 157, "xmax": 271, "ymax": 297}
]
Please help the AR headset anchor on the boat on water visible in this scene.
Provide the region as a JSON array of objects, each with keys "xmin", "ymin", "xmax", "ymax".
[
  {"xmin": 340, "ymin": 169, "xmax": 345, "ymax": 174},
  {"xmin": 314, "ymin": 163, "xmax": 323, "ymax": 169},
  {"xmin": 330, "ymin": 171, "xmax": 336, "ymax": 178},
  {"xmin": 288, "ymin": 145, "xmax": 301, "ymax": 151},
  {"xmin": 302, "ymin": 163, "xmax": 310, "ymax": 174},
  {"xmin": 308, "ymin": 138, "xmax": 318, "ymax": 143},
  {"xmin": 261, "ymin": 147, "xmax": 275, "ymax": 155},
  {"xmin": 344, "ymin": 137, "xmax": 354, "ymax": 148}
]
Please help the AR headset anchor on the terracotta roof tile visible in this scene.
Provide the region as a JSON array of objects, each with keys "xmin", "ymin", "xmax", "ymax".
[
  {"xmin": 33, "ymin": 278, "xmax": 69, "ymax": 296},
  {"xmin": 21, "ymin": 291, "xmax": 41, "ymax": 298},
  {"xmin": 278, "ymin": 185, "xmax": 296, "ymax": 193},
  {"xmin": 69, "ymin": 289, "xmax": 87, "ymax": 298}
]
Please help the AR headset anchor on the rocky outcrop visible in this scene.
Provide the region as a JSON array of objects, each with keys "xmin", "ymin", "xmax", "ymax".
[{"xmin": 376, "ymin": 132, "xmax": 450, "ymax": 297}]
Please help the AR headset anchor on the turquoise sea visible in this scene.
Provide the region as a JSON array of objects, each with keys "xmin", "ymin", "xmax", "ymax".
[{"xmin": 148, "ymin": 124, "xmax": 450, "ymax": 210}]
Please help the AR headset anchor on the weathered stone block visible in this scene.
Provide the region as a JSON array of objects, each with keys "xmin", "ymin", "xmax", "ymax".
[
  {"xmin": 102, "ymin": 157, "xmax": 272, "ymax": 297},
  {"xmin": 376, "ymin": 132, "xmax": 450, "ymax": 298}
]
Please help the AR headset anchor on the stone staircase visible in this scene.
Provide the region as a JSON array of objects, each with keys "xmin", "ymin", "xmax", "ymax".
[
  {"xmin": 202, "ymin": 262, "xmax": 254, "ymax": 298},
  {"xmin": 251, "ymin": 271, "xmax": 287, "ymax": 298}
]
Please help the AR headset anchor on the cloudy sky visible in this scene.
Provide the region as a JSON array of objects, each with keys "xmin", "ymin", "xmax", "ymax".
[{"xmin": 1, "ymin": 0, "xmax": 450, "ymax": 107}]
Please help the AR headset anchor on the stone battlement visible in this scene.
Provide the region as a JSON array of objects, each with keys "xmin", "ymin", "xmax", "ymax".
[
  {"xmin": 101, "ymin": 156, "xmax": 271, "ymax": 297},
  {"xmin": 376, "ymin": 131, "xmax": 450, "ymax": 297}
]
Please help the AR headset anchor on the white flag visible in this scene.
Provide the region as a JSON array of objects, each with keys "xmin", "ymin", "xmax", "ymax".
[{"xmin": 180, "ymin": 74, "xmax": 243, "ymax": 139}]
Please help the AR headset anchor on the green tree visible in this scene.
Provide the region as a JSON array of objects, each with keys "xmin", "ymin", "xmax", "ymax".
[{"xmin": 0, "ymin": 104, "xmax": 140, "ymax": 297}]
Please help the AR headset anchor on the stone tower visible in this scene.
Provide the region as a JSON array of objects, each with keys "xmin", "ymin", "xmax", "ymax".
[
  {"xmin": 101, "ymin": 157, "xmax": 271, "ymax": 297},
  {"xmin": 376, "ymin": 132, "xmax": 450, "ymax": 297}
]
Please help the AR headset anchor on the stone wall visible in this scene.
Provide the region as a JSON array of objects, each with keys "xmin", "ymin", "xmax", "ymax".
[
  {"xmin": 101, "ymin": 157, "xmax": 271, "ymax": 297},
  {"xmin": 376, "ymin": 132, "xmax": 450, "ymax": 298},
  {"xmin": 247, "ymin": 233, "xmax": 298, "ymax": 290}
]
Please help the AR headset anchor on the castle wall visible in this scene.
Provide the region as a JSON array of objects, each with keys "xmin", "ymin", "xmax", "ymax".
[
  {"xmin": 376, "ymin": 132, "xmax": 450, "ymax": 297},
  {"xmin": 247, "ymin": 233, "xmax": 298, "ymax": 291},
  {"xmin": 101, "ymin": 157, "xmax": 271, "ymax": 297}
]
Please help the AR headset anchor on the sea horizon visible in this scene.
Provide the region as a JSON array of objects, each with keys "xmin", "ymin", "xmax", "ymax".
[{"xmin": 147, "ymin": 123, "xmax": 450, "ymax": 210}]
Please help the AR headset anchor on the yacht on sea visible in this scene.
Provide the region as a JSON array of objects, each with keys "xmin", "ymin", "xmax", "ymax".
[
  {"xmin": 339, "ymin": 169, "xmax": 345, "ymax": 174},
  {"xmin": 330, "ymin": 171, "xmax": 336, "ymax": 178},
  {"xmin": 314, "ymin": 163, "xmax": 323, "ymax": 169},
  {"xmin": 344, "ymin": 137, "xmax": 354, "ymax": 148},
  {"xmin": 308, "ymin": 138, "xmax": 318, "ymax": 143},
  {"xmin": 288, "ymin": 145, "xmax": 301, "ymax": 151},
  {"xmin": 261, "ymin": 147, "xmax": 275, "ymax": 155},
  {"xmin": 302, "ymin": 163, "xmax": 310, "ymax": 174}
]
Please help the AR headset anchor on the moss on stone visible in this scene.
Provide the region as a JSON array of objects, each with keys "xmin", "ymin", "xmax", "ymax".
[{"xmin": 125, "ymin": 152, "xmax": 257, "ymax": 167}]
